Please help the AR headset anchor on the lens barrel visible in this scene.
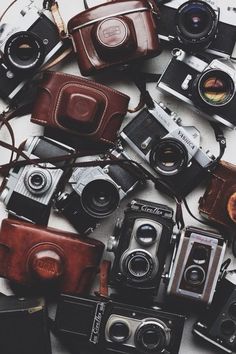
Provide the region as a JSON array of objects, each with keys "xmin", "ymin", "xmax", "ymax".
[
  {"xmin": 4, "ymin": 31, "xmax": 45, "ymax": 72},
  {"xmin": 175, "ymin": 0, "xmax": 218, "ymax": 51},
  {"xmin": 81, "ymin": 179, "xmax": 120, "ymax": 218}
]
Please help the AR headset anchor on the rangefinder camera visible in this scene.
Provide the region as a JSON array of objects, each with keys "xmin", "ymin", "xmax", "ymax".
[
  {"xmin": 55, "ymin": 147, "xmax": 143, "ymax": 234},
  {"xmin": 0, "ymin": 296, "xmax": 51, "ymax": 354},
  {"xmin": 67, "ymin": 0, "xmax": 160, "ymax": 76},
  {"xmin": 199, "ymin": 160, "xmax": 236, "ymax": 230},
  {"xmin": 55, "ymin": 294, "xmax": 185, "ymax": 354},
  {"xmin": 0, "ymin": 218, "xmax": 104, "ymax": 295},
  {"xmin": 167, "ymin": 226, "xmax": 226, "ymax": 306},
  {"xmin": 0, "ymin": 0, "xmax": 65, "ymax": 100},
  {"xmin": 107, "ymin": 198, "xmax": 174, "ymax": 296},
  {"xmin": 157, "ymin": 49, "xmax": 236, "ymax": 129},
  {"xmin": 120, "ymin": 101, "xmax": 214, "ymax": 197},
  {"xmin": 0, "ymin": 136, "xmax": 74, "ymax": 225},
  {"xmin": 158, "ymin": 0, "xmax": 236, "ymax": 57},
  {"xmin": 193, "ymin": 278, "xmax": 236, "ymax": 353}
]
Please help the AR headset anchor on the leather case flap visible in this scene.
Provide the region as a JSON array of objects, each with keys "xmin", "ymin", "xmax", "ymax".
[{"xmin": 56, "ymin": 83, "xmax": 106, "ymax": 134}]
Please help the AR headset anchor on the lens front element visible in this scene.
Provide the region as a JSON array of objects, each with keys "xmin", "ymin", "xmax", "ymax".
[
  {"xmin": 81, "ymin": 179, "xmax": 120, "ymax": 218},
  {"xmin": 150, "ymin": 139, "xmax": 188, "ymax": 175},
  {"xmin": 5, "ymin": 31, "xmax": 45, "ymax": 72},
  {"xmin": 176, "ymin": 0, "xmax": 217, "ymax": 49},
  {"xmin": 197, "ymin": 69, "xmax": 235, "ymax": 107},
  {"xmin": 135, "ymin": 320, "xmax": 170, "ymax": 353},
  {"xmin": 25, "ymin": 168, "xmax": 52, "ymax": 195},
  {"xmin": 108, "ymin": 320, "xmax": 130, "ymax": 343},
  {"xmin": 136, "ymin": 224, "xmax": 157, "ymax": 246}
]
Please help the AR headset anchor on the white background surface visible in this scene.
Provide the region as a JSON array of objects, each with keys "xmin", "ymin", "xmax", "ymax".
[{"xmin": 1, "ymin": 0, "xmax": 236, "ymax": 353}]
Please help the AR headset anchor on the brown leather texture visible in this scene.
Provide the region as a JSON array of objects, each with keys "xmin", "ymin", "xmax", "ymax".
[
  {"xmin": 31, "ymin": 71, "xmax": 130, "ymax": 145},
  {"xmin": 199, "ymin": 160, "xmax": 236, "ymax": 229},
  {"xmin": 68, "ymin": 0, "xmax": 161, "ymax": 76},
  {"xmin": 0, "ymin": 218, "xmax": 104, "ymax": 295}
]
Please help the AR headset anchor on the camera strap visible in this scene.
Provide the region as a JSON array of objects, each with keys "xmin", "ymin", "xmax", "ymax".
[
  {"xmin": 94, "ymin": 260, "xmax": 111, "ymax": 299},
  {"xmin": 208, "ymin": 122, "xmax": 227, "ymax": 169}
]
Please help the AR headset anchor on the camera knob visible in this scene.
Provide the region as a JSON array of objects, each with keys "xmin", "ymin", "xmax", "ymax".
[
  {"xmin": 30, "ymin": 249, "xmax": 64, "ymax": 281},
  {"xmin": 107, "ymin": 236, "xmax": 118, "ymax": 252}
]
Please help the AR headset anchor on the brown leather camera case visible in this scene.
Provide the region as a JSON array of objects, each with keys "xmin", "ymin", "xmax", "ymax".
[
  {"xmin": 68, "ymin": 0, "xmax": 160, "ymax": 76},
  {"xmin": 0, "ymin": 218, "xmax": 104, "ymax": 294},
  {"xmin": 31, "ymin": 71, "xmax": 130, "ymax": 145},
  {"xmin": 199, "ymin": 160, "xmax": 236, "ymax": 229}
]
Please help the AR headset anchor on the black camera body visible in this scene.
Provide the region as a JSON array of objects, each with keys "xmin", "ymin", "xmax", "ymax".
[
  {"xmin": 158, "ymin": 0, "xmax": 236, "ymax": 57},
  {"xmin": 55, "ymin": 147, "xmax": 143, "ymax": 234},
  {"xmin": 193, "ymin": 278, "xmax": 236, "ymax": 353},
  {"xmin": 0, "ymin": 136, "xmax": 74, "ymax": 225},
  {"xmin": 55, "ymin": 294, "xmax": 185, "ymax": 354},
  {"xmin": 157, "ymin": 49, "xmax": 236, "ymax": 129},
  {"xmin": 120, "ymin": 101, "xmax": 214, "ymax": 197},
  {"xmin": 0, "ymin": 1, "xmax": 64, "ymax": 100},
  {"xmin": 0, "ymin": 296, "xmax": 51, "ymax": 354},
  {"xmin": 167, "ymin": 226, "xmax": 226, "ymax": 306},
  {"xmin": 107, "ymin": 199, "xmax": 174, "ymax": 296}
]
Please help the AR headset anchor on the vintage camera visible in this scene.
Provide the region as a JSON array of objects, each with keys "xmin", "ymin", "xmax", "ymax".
[
  {"xmin": 193, "ymin": 278, "xmax": 236, "ymax": 353},
  {"xmin": 0, "ymin": 218, "xmax": 104, "ymax": 295},
  {"xmin": 0, "ymin": 296, "xmax": 51, "ymax": 354},
  {"xmin": 120, "ymin": 101, "xmax": 214, "ymax": 197},
  {"xmin": 107, "ymin": 199, "xmax": 174, "ymax": 296},
  {"xmin": 55, "ymin": 294, "xmax": 185, "ymax": 354},
  {"xmin": 157, "ymin": 49, "xmax": 236, "ymax": 129},
  {"xmin": 55, "ymin": 147, "xmax": 143, "ymax": 234},
  {"xmin": 167, "ymin": 226, "xmax": 226, "ymax": 305},
  {"xmin": 158, "ymin": 0, "xmax": 236, "ymax": 57},
  {"xmin": 199, "ymin": 160, "xmax": 236, "ymax": 230},
  {"xmin": 67, "ymin": 0, "xmax": 161, "ymax": 76},
  {"xmin": 0, "ymin": 0, "xmax": 65, "ymax": 100},
  {"xmin": 0, "ymin": 136, "xmax": 74, "ymax": 225}
]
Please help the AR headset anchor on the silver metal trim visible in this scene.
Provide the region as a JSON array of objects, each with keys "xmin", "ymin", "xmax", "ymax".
[
  {"xmin": 70, "ymin": 7, "xmax": 149, "ymax": 32},
  {"xmin": 158, "ymin": 82, "xmax": 235, "ymax": 129},
  {"xmin": 193, "ymin": 329, "xmax": 232, "ymax": 353}
]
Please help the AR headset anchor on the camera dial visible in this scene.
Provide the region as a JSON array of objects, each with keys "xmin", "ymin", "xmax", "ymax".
[
  {"xmin": 175, "ymin": 0, "xmax": 218, "ymax": 51},
  {"xmin": 135, "ymin": 319, "xmax": 171, "ymax": 353},
  {"xmin": 81, "ymin": 179, "xmax": 120, "ymax": 218},
  {"xmin": 24, "ymin": 168, "xmax": 52, "ymax": 195},
  {"xmin": 4, "ymin": 31, "xmax": 45, "ymax": 72},
  {"xmin": 150, "ymin": 138, "xmax": 188, "ymax": 176},
  {"xmin": 196, "ymin": 69, "xmax": 235, "ymax": 107}
]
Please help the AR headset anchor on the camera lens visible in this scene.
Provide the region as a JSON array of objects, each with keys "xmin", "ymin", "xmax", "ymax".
[
  {"xmin": 81, "ymin": 179, "xmax": 120, "ymax": 218},
  {"xmin": 184, "ymin": 265, "xmax": 205, "ymax": 286},
  {"xmin": 150, "ymin": 139, "xmax": 188, "ymax": 175},
  {"xmin": 229, "ymin": 303, "xmax": 236, "ymax": 320},
  {"xmin": 221, "ymin": 320, "xmax": 236, "ymax": 336},
  {"xmin": 25, "ymin": 168, "xmax": 52, "ymax": 195},
  {"xmin": 176, "ymin": 1, "xmax": 217, "ymax": 49},
  {"xmin": 5, "ymin": 31, "xmax": 45, "ymax": 72},
  {"xmin": 197, "ymin": 69, "xmax": 235, "ymax": 107},
  {"xmin": 135, "ymin": 321, "xmax": 170, "ymax": 353},
  {"xmin": 136, "ymin": 224, "xmax": 157, "ymax": 246},
  {"xmin": 128, "ymin": 255, "xmax": 150, "ymax": 278},
  {"xmin": 192, "ymin": 246, "xmax": 208, "ymax": 265},
  {"xmin": 108, "ymin": 321, "xmax": 130, "ymax": 343}
]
